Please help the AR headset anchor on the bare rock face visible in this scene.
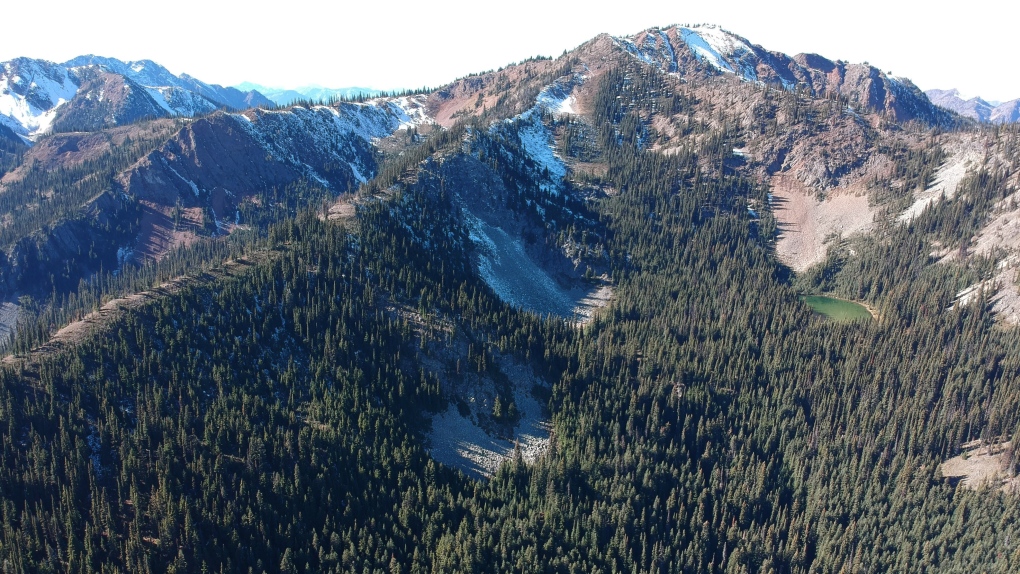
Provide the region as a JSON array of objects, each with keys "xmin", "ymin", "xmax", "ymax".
[{"xmin": 123, "ymin": 115, "xmax": 300, "ymax": 205}]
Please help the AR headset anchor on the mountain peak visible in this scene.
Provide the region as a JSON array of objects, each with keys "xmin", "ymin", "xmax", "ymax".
[
  {"xmin": 611, "ymin": 25, "xmax": 951, "ymax": 126},
  {"xmin": 2, "ymin": 55, "xmax": 274, "ymax": 139}
]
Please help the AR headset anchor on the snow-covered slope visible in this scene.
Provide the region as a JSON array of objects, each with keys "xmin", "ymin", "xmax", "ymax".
[
  {"xmin": 614, "ymin": 24, "xmax": 764, "ymax": 83},
  {"xmin": 0, "ymin": 58, "xmax": 79, "ymax": 140},
  {"xmin": 231, "ymin": 96, "xmax": 431, "ymax": 185},
  {"xmin": 65, "ymin": 56, "xmax": 273, "ymax": 112},
  {"xmin": 145, "ymin": 86, "xmax": 219, "ymax": 117},
  {"xmin": 678, "ymin": 25, "xmax": 760, "ymax": 80},
  {"xmin": 535, "ymin": 74, "xmax": 583, "ymax": 116},
  {"xmin": 513, "ymin": 110, "xmax": 568, "ymax": 195},
  {"xmin": 1, "ymin": 55, "xmax": 275, "ymax": 139}
]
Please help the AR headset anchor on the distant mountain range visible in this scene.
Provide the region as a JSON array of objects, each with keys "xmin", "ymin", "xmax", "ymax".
[
  {"xmin": 925, "ymin": 88, "xmax": 1020, "ymax": 124},
  {"xmin": 235, "ymin": 82, "xmax": 382, "ymax": 106},
  {"xmin": 0, "ymin": 56, "xmax": 274, "ymax": 140}
]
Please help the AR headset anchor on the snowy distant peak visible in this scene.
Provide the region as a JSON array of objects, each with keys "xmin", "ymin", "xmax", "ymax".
[
  {"xmin": 47, "ymin": 70, "xmax": 173, "ymax": 133},
  {"xmin": 0, "ymin": 58, "xmax": 80, "ymax": 138},
  {"xmin": 236, "ymin": 82, "xmax": 383, "ymax": 106},
  {"xmin": 925, "ymin": 88, "xmax": 993, "ymax": 122},
  {"xmin": 1, "ymin": 55, "xmax": 275, "ymax": 139},
  {"xmin": 925, "ymin": 88, "xmax": 1020, "ymax": 124},
  {"xmin": 1, "ymin": 58, "xmax": 79, "ymax": 109},
  {"xmin": 65, "ymin": 55, "xmax": 273, "ymax": 111},
  {"xmin": 173, "ymin": 73, "xmax": 273, "ymax": 111}
]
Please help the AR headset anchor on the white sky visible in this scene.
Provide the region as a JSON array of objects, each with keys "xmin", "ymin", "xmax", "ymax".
[{"xmin": 2, "ymin": 0, "xmax": 1016, "ymax": 101}]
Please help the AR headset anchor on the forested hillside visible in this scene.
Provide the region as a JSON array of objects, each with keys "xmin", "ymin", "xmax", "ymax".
[{"xmin": 2, "ymin": 24, "xmax": 1020, "ymax": 574}]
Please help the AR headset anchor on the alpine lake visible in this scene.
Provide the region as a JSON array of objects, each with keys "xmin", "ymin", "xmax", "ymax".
[{"xmin": 801, "ymin": 295, "xmax": 873, "ymax": 322}]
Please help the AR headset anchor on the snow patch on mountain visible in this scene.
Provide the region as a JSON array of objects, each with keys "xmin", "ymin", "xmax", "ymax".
[
  {"xmin": 615, "ymin": 32, "xmax": 674, "ymax": 71},
  {"xmin": 145, "ymin": 86, "xmax": 218, "ymax": 117},
  {"xmin": 0, "ymin": 60, "xmax": 79, "ymax": 138},
  {"xmin": 145, "ymin": 87, "xmax": 177, "ymax": 116},
  {"xmin": 536, "ymin": 75, "xmax": 583, "ymax": 116},
  {"xmin": 899, "ymin": 137, "xmax": 984, "ymax": 222},
  {"xmin": 614, "ymin": 24, "xmax": 759, "ymax": 82},
  {"xmin": 679, "ymin": 27, "xmax": 734, "ymax": 74},
  {"xmin": 231, "ymin": 96, "xmax": 431, "ymax": 185},
  {"xmin": 235, "ymin": 101, "xmax": 406, "ymax": 156},
  {"xmin": 374, "ymin": 95, "xmax": 432, "ymax": 131},
  {"xmin": 679, "ymin": 25, "xmax": 758, "ymax": 81},
  {"xmin": 164, "ymin": 159, "xmax": 202, "ymax": 197},
  {"xmin": 513, "ymin": 110, "xmax": 567, "ymax": 195}
]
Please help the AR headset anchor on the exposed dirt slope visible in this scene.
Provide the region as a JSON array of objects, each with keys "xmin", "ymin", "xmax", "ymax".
[
  {"xmin": 941, "ymin": 440, "xmax": 1020, "ymax": 491},
  {"xmin": 771, "ymin": 174, "xmax": 876, "ymax": 271}
]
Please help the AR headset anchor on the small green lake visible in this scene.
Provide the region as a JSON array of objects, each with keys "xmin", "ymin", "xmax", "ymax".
[{"xmin": 801, "ymin": 295, "xmax": 873, "ymax": 322}]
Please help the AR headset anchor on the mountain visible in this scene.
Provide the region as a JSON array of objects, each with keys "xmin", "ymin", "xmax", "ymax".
[
  {"xmin": 236, "ymin": 81, "xmax": 383, "ymax": 105},
  {"xmin": 992, "ymin": 99, "xmax": 1020, "ymax": 123},
  {"xmin": 5, "ymin": 22, "xmax": 1020, "ymax": 574},
  {"xmin": 47, "ymin": 67, "xmax": 172, "ymax": 133},
  {"xmin": 0, "ymin": 55, "xmax": 274, "ymax": 139},
  {"xmin": 613, "ymin": 24, "xmax": 954, "ymax": 126},
  {"xmin": 63, "ymin": 55, "xmax": 275, "ymax": 112},
  {"xmin": 0, "ymin": 95, "xmax": 431, "ymax": 300},
  {"xmin": 926, "ymin": 88, "xmax": 1020, "ymax": 123},
  {"xmin": 0, "ymin": 57, "xmax": 78, "ymax": 138}
]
